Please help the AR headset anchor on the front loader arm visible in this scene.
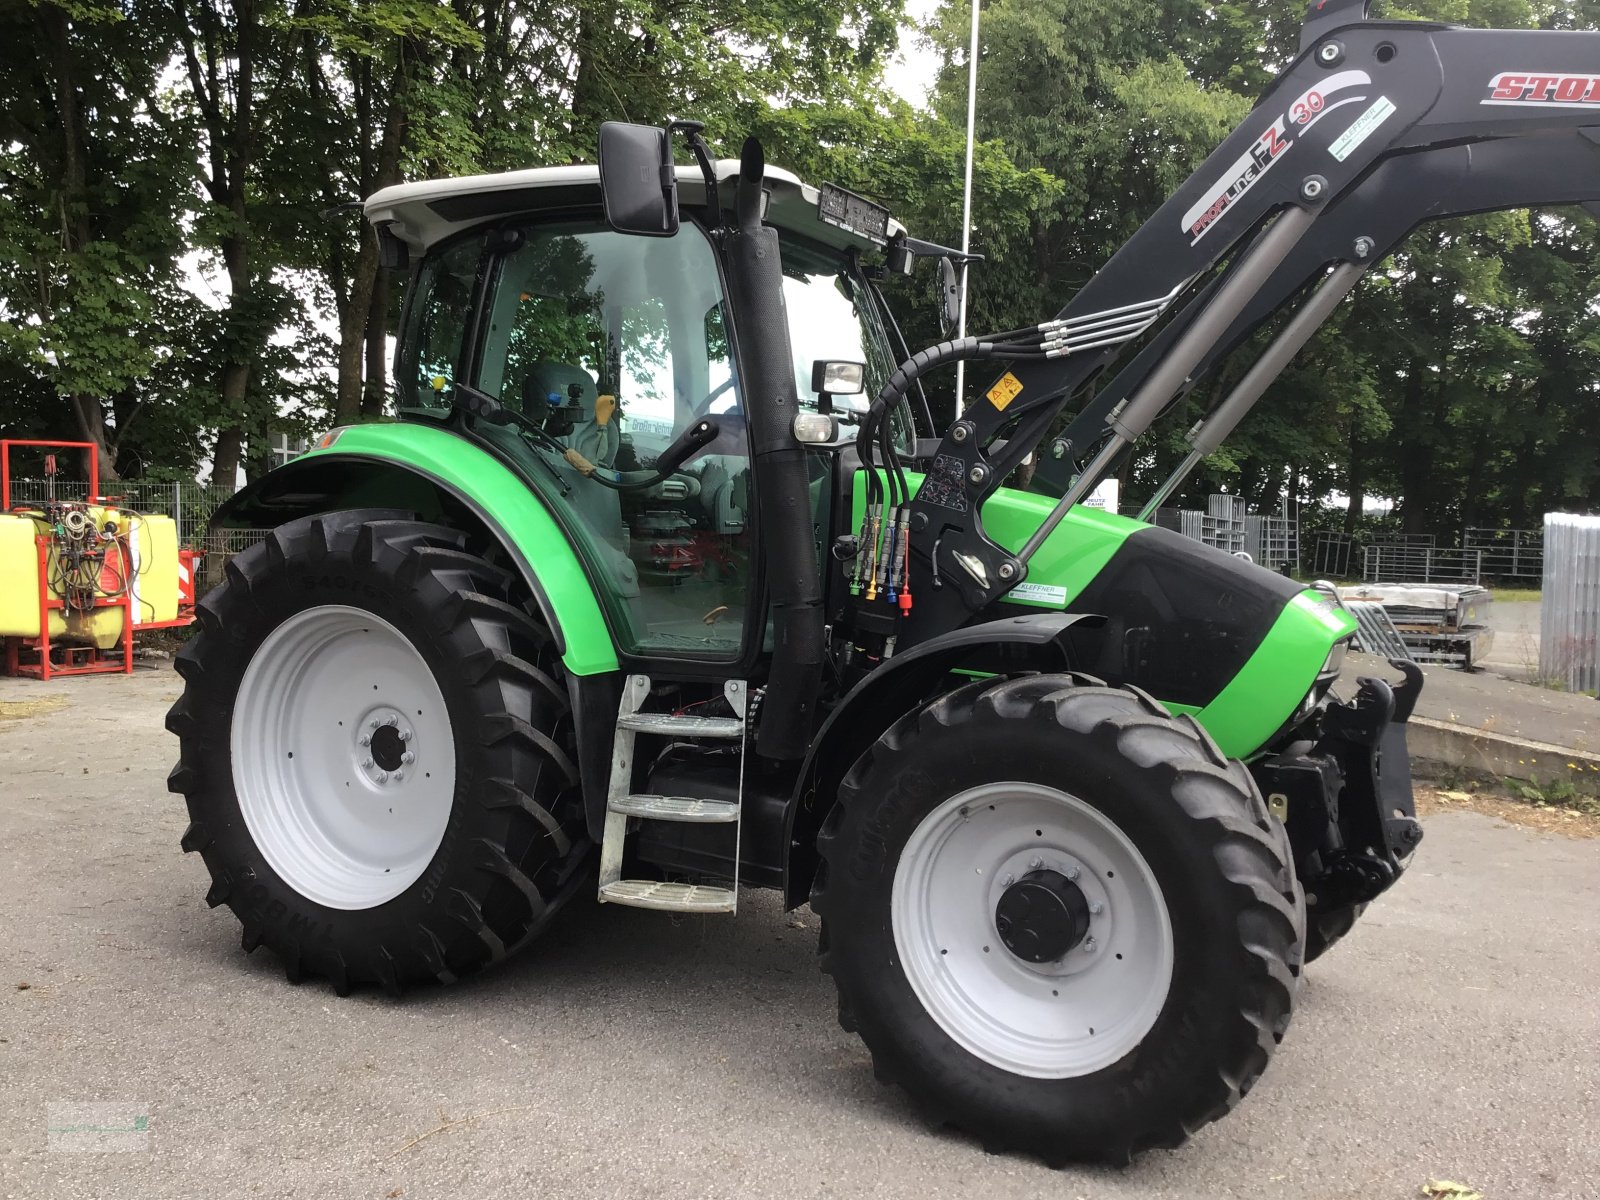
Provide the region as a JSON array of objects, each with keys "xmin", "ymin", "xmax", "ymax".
[
  {"xmin": 896, "ymin": 0, "xmax": 1600, "ymax": 642},
  {"xmin": 1038, "ymin": 128, "xmax": 1600, "ymax": 498}
]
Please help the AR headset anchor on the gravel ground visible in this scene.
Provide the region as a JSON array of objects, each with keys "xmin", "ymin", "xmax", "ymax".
[{"xmin": 3, "ymin": 666, "xmax": 1598, "ymax": 1200}]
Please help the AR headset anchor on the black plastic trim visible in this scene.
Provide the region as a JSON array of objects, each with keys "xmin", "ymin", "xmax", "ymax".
[{"xmin": 782, "ymin": 612, "xmax": 1101, "ymax": 907}]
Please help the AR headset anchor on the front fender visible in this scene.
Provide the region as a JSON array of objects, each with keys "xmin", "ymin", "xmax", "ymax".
[
  {"xmin": 209, "ymin": 422, "xmax": 619, "ymax": 676},
  {"xmin": 781, "ymin": 613, "xmax": 1100, "ymax": 908}
]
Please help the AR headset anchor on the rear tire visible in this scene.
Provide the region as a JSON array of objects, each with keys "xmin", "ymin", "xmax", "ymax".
[
  {"xmin": 167, "ymin": 510, "xmax": 591, "ymax": 994},
  {"xmin": 812, "ymin": 674, "xmax": 1302, "ymax": 1164}
]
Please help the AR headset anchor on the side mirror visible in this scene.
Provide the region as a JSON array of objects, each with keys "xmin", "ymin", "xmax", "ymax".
[
  {"xmin": 597, "ymin": 122, "xmax": 679, "ymax": 237},
  {"xmin": 938, "ymin": 257, "xmax": 962, "ymax": 336}
]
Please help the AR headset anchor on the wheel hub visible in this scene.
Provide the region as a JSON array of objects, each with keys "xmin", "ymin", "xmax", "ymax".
[
  {"xmin": 357, "ymin": 707, "xmax": 416, "ymax": 783},
  {"xmin": 995, "ymin": 869, "xmax": 1091, "ymax": 963}
]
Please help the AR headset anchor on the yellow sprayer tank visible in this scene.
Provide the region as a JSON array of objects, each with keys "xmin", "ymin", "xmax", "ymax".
[{"xmin": 0, "ymin": 508, "xmax": 180, "ymax": 649}]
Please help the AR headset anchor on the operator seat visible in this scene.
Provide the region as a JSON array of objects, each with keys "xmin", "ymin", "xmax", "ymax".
[
  {"xmin": 520, "ymin": 361, "xmax": 629, "ymax": 560},
  {"xmin": 523, "ymin": 361, "xmax": 620, "ymax": 469}
]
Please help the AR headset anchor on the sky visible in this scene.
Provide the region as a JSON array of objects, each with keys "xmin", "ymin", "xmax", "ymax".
[{"xmin": 883, "ymin": 0, "xmax": 945, "ymax": 110}]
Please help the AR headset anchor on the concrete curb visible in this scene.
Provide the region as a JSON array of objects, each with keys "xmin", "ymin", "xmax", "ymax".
[{"xmin": 1408, "ymin": 715, "xmax": 1600, "ymax": 797}]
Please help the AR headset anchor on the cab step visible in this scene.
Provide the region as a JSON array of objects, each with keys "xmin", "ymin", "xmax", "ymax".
[
  {"xmin": 608, "ymin": 794, "xmax": 740, "ymax": 823},
  {"xmin": 597, "ymin": 675, "xmax": 747, "ymax": 914},
  {"xmin": 598, "ymin": 880, "xmax": 737, "ymax": 913},
  {"xmin": 615, "ymin": 712, "xmax": 743, "ymax": 738}
]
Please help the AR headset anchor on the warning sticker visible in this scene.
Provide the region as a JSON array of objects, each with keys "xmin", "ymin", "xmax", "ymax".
[
  {"xmin": 1328, "ymin": 96, "xmax": 1396, "ymax": 162},
  {"xmin": 986, "ymin": 372, "xmax": 1024, "ymax": 411},
  {"xmin": 1007, "ymin": 581, "xmax": 1069, "ymax": 607}
]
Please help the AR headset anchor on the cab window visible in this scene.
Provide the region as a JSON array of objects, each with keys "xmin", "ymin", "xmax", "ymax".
[{"xmin": 467, "ymin": 220, "xmax": 752, "ymax": 660}]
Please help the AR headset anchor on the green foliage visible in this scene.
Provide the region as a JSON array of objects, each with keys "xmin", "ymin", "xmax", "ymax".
[
  {"xmin": 894, "ymin": 0, "xmax": 1600, "ymax": 527},
  {"xmin": 0, "ymin": 0, "xmax": 1596, "ymax": 531}
]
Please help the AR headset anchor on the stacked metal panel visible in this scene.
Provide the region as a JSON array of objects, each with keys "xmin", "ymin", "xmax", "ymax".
[
  {"xmin": 1541, "ymin": 513, "xmax": 1600, "ymax": 694},
  {"xmin": 1244, "ymin": 515, "xmax": 1299, "ymax": 572},
  {"xmin": 1201, "ymin": 493, "xmax": 1246, "ymax": 555}
]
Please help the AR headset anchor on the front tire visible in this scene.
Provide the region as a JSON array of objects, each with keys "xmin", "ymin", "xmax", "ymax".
[
  {"xmin": 167, "ymin": 511, "xmax": 591, "ymax": 994},
  {"xmin": 812, "ymin": 674, "xmax": 1302, "ymax": 1164}
]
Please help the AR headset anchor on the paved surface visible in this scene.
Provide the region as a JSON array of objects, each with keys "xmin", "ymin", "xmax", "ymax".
[
  {"xmin": 1480, "ymin": 599, "xmax": 1542, "ymax": 679},
  {"xmin": 1344, "ymin": 650, "xmax": 1598, "ymax": 757},
  {"xmin": 4, "ymin": 667, "xmax": 1600, "ymax": 1199}
]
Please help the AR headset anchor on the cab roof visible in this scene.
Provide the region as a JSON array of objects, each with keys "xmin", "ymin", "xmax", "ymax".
[{"xmin": 363, "ymin": 160, "xmax": 904, "ymax": 257}]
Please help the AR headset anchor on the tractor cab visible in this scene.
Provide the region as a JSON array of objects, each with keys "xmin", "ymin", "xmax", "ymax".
[{"xmin": 367, "ymin": 159, "xmax": 916, "ymax": 666}]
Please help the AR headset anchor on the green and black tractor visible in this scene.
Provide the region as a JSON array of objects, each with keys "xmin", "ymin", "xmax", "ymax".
[{"xmin": 171, "ymin": 0, "xmax": 1600, "ymax": 1160}]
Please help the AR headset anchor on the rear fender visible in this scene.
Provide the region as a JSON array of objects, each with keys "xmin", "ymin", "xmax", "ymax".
[
  {"xmin": 207, "ymin": 423, "xmax": 620, "ymax": 677},
  {"xmin": 781, "ymin": 613, "xmax": 1100, "ymax": 908}
]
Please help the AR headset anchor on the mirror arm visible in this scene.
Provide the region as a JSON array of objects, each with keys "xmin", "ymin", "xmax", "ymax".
[
  {"xmin": 892, "ymin": 233, "xmax": 985, "ymax": 265},
  {"xmin": 670, "ymin": 119, "xmax": 722, "ymax": 229}
]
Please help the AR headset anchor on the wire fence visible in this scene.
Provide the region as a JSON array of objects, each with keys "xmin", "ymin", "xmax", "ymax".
[
  {"xmin": 1464, "ymin": 527, "xmax": 1544, "ymax": 582},
  {"xmin": 5, "ymin": 477, "xmax": 239, "ymax": 548},
  {"xmin": 1308, "ymin": 528, "xmax": 1544, "ymax": 584},
  {"xmin": 191, "ymin": 531, "xmax": 275, "ymax": 598},
  {"xmin": 1362, "ymin": 544, "xmax": 1485, "ymax": 585}
]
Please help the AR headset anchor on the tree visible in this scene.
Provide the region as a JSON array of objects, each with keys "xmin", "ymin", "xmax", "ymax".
[{"xmin": 0, "ymin": 0, "xmax": 193, "ymax": 481}]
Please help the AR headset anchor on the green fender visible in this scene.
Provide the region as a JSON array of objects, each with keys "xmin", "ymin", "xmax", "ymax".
[{"xmin": 277, "ymin": 423, "xmax": 620, "ymax": 676}]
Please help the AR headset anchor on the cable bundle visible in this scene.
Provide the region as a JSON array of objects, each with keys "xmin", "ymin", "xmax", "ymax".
[{"xmin": 846, "ymin": 327, "xmax": 1053, "ymax": 623}]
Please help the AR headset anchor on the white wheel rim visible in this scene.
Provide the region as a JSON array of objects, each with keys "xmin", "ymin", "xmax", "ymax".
[
  {"xmin": 231, "ymin": 605, "xmax": 456, "ymax": 910},
  {"xmin": 891, "ymin": 782, "xmax": 1174, "ymax": 1078}
]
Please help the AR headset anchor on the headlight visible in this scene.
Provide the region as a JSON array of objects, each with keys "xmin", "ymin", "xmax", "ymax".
[
  {"xmin": 1322, "ymin": 636, "xmax": 1351, "ymax": 677},
  {"xmin": 1294, "ymin": 637, "xmax": 1353, "ymax": 724}
]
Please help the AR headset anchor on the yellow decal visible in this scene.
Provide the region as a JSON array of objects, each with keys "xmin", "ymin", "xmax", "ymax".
[{"xmin": 986, "ymin": 372, "xmax": 1023, "ymax": 411}]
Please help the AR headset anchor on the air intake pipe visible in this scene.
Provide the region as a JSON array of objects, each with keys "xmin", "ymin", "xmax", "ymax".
[{"xmin": 720, "ymin": 138, "xmax": 824, "ymax": 760}]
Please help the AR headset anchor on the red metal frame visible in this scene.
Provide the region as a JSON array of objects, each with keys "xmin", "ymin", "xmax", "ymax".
[
  {"xmin": 1, "ymin": 439, "xmax": 194, "ymax": 679},
  {"xmin": 2, "ymin": 535, "xmax": 135, "ymax": 680},
  {"xmin": 1, "ymin": 439, "xmax": 99, "ymax": 512}
]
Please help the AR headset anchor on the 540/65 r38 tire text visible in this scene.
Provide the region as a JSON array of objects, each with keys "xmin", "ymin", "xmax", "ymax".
[
  {"xmin": 167, "ymin": 510, "xmax": 590, "ymax": 995},
  {"xmin": 812, "ymin": 674, "xmax": 1304, "ymax": 1164}
]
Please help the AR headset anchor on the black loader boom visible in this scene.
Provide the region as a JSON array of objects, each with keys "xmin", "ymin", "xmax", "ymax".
[{"xmin": 854, "ymin": 0, "xmax": 1600, "ymax": 645}]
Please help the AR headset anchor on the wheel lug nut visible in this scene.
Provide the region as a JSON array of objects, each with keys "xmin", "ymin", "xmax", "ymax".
[
  {"xmin": 399, "ymin": 729, "xmax": 412, "ymax": 742},
  {"xmin": 1082, "ymin": 937, "xmax": 1097, "ymax": 953},
  {"xmin": 359, "ymin": 735, "xmax": 371, "ymax": 746},
  {"xmin": 386, "ymin": 715, "xmax": 398, "ymax": 726},
  {"xmin": 363, "ymin": 758, "xmax": 374, "ymax": 768},
  {"xmin": 393, "ymin": 771, "xmax": 404, "ymax": 782},
  {"xmin": 377, "ymin": 770, "xmax": 389, "ymax": 783},
  {"xmin": 1000, "ymin": 874, "xmax": 1014, "ymax": 888},
  {"xmin": 1029, "ymin": 857, "xmax": 1043, "ymax": 870},
  {"xmin": 1065, "ymin": 866, "xmax": 1081, "ymax": 882},
  {"xmin": 368, "ymin": 719, "xmax": 379, "ymax": 730},
  {"xmin": 401, "ymin": 751, "xmax": 414, "ymax": 765},
  {"xmin": 1089, "ymin": 900, "xmax": 1104, "ymax": 915}
]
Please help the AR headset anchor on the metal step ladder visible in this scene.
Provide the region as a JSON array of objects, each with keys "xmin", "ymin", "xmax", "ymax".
[{"xmin": 597, "ymin": 674, "xmax": 746, "ymax": 913}]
